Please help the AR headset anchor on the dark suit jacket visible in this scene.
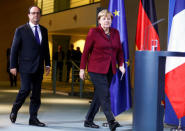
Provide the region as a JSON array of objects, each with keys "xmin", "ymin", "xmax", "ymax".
[
  {"xmin": 80, "ymin": 25, "xmax": 124, "ymax": 74},
  {"xmin": 10, "ymin": 23, "xmax": 50, "ymax": 74}
]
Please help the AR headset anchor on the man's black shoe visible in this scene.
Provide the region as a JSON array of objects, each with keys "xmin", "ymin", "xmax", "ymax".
[
  {"xmin": 109, "ymin": 121, "xmax": 120, "ymax": 131},
  {"xmin": 10, "ymin": 112, "xmax": 17, "ymax": 123},
  {"xmin": 84, "ymin": 120, "xmax": 99, "ymax": 128},
  {"xmin": 29, "ymin": 118, "xmax": 46, "ymax": 127}
]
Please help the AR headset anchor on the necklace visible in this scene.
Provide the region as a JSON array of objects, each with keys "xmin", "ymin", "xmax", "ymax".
[
  {"xmin": 105, "ymin": 32, "xmax": 110, "ymax": 35},
  {"xmin": 105, "ymin": 31, "xmax": 110, "ymax": 35}
]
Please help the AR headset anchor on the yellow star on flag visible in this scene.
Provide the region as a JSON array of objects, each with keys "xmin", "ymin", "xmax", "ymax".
[
  {"xmin": 126, "ymin": 61, "xmax": 130, "ymax": 67},
  {"xmin": 113, "ymin": 10, "xmax": 120, "ymax": 16}
]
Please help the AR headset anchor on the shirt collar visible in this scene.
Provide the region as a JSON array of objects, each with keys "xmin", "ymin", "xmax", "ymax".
[
  {"xmin": 98, "ymin": 25, "xmax": 113, "ymax": 35},
  {"xmin": 29, "ymin": 22, "xmax": 39, "ymax": 29}
]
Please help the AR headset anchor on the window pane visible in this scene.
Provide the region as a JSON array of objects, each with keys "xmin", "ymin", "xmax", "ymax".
[
  {"xmin": 37, "ymin": 0, "xmax": 54, "ymax": 15},
  {"xmin": 70, "ymin": 0, "xmax": 89, "ymax": 8}
]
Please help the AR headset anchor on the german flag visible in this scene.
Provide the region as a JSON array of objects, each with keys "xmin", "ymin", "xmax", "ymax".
[{"xmin": 136, "ymin": 0, "xmax": 160, "ymax": 51}]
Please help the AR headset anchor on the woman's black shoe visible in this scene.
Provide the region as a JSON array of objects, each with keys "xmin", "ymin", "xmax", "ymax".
[
  {"xmin": 109, "ymin": 121, "xmax": 120, "ymax": 131},
  {"xmin": 84, "ymin": 120, "xmax": 99, "ymax": 128}
]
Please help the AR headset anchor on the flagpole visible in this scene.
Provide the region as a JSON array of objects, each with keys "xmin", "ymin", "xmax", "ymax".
[{"xmin": 171, "ymin": 118, "xmax": 184, "ymax": 131}]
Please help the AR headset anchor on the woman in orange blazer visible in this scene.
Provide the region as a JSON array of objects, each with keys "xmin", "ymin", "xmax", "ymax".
[{"xmin": 79, "ymin": 9, "xmax": 125, "ymax": 131}]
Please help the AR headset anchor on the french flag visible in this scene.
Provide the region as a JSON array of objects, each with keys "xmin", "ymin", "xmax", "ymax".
[{"xmin": 165, "ymin": 0, "xmax": 185, "ymax": 122}]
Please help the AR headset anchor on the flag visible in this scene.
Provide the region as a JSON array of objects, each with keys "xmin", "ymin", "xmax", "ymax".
[
  {"xmin": 108, "ymin": 0, "xmax": 131, "ymax": 116},
  {"xmin": 136, "ymin": 0, "xmax": 160, "ymax": 51},
  {"xmin": 165, "ymin": 0, "xmax": 185, "ymax": 123}
]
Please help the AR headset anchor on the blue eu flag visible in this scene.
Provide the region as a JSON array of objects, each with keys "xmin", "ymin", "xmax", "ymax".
[{"xmin": 108, "ymin": 0, "xmax": 132, "ymax": 116}]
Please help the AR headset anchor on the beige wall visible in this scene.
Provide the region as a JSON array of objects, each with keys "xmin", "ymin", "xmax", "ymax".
[
  {"xmin": 0, "ymin": 0, "xmax": 34, "ymax": 81},
  {"xmin": 40, "ymin": 3, "xmax": 100, "ymax": 32}
]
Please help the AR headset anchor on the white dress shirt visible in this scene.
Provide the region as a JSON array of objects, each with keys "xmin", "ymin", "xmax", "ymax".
[
  {"xmin": 29, "ymin": 22, "xmax": 42, "ymax": 43},
  {"xmin": 29, "ymin": 22, "xmax": 50, "ymax": 68}
]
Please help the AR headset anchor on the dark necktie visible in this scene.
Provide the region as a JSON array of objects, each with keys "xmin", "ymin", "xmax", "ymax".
[{"xmin": 34, "ymin": 26, "xmax": 40, "ymax": 44}]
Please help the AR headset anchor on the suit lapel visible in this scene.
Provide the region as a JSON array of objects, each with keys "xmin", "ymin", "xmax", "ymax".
[
  {"xmin": 109, "ymin": 28, "xmax": 114, "ymax": 41},
  {"xmin": 25, "ymin": 23, "xmax": 36, "ymax": 40},
  {"xmin": 39, "ymin": 25, "xmax": 44, "ymax": 44},
  {"xmin": 97, "ymin": 26, "xmax": 114, "ymax": 41},
  {"xmin": 97, "ymin": 26, "xmax": 107, "ymax": 40},
  {"xmin": 25, "ymin": 23, "xmax": 41, "ymax": 46}
]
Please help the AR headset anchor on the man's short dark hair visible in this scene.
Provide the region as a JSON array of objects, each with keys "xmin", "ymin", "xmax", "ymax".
[{"xmin": 28, "ymin": 5, "xmax": 41, "ymax": 14}]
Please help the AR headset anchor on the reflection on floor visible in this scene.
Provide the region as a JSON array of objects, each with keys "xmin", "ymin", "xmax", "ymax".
[{"xmin": 0, "ymin": 84, "xmax": 176, "ymax": 131}]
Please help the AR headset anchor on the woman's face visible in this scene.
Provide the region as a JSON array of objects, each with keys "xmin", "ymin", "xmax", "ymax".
[{"xmin": 99, "ymin": 14, "xmax": 112, "ymax": 29}]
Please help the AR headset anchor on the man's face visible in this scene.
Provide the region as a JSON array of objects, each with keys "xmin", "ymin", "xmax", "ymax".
[{"xmin": 28, "ymin": 7, "xmax": 41, "ymax": 25}]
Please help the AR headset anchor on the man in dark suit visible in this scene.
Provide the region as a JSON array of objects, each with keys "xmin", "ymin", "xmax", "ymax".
[
  {"xmin": 66, "ymin": 44, "xmax": 76, "ymax": 82},
  {"xmin": 9, "ymin": 6, "xmax": 50, "ymax": 127},
  {"xmin": 53, "ymin": 45, "xmax": 65, "ymax": 81}
]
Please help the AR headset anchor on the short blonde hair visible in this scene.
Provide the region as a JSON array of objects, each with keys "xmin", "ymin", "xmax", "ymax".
[{"xmin": 98, "ymin": 9, "xmax": 113, "ymax": 21}]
